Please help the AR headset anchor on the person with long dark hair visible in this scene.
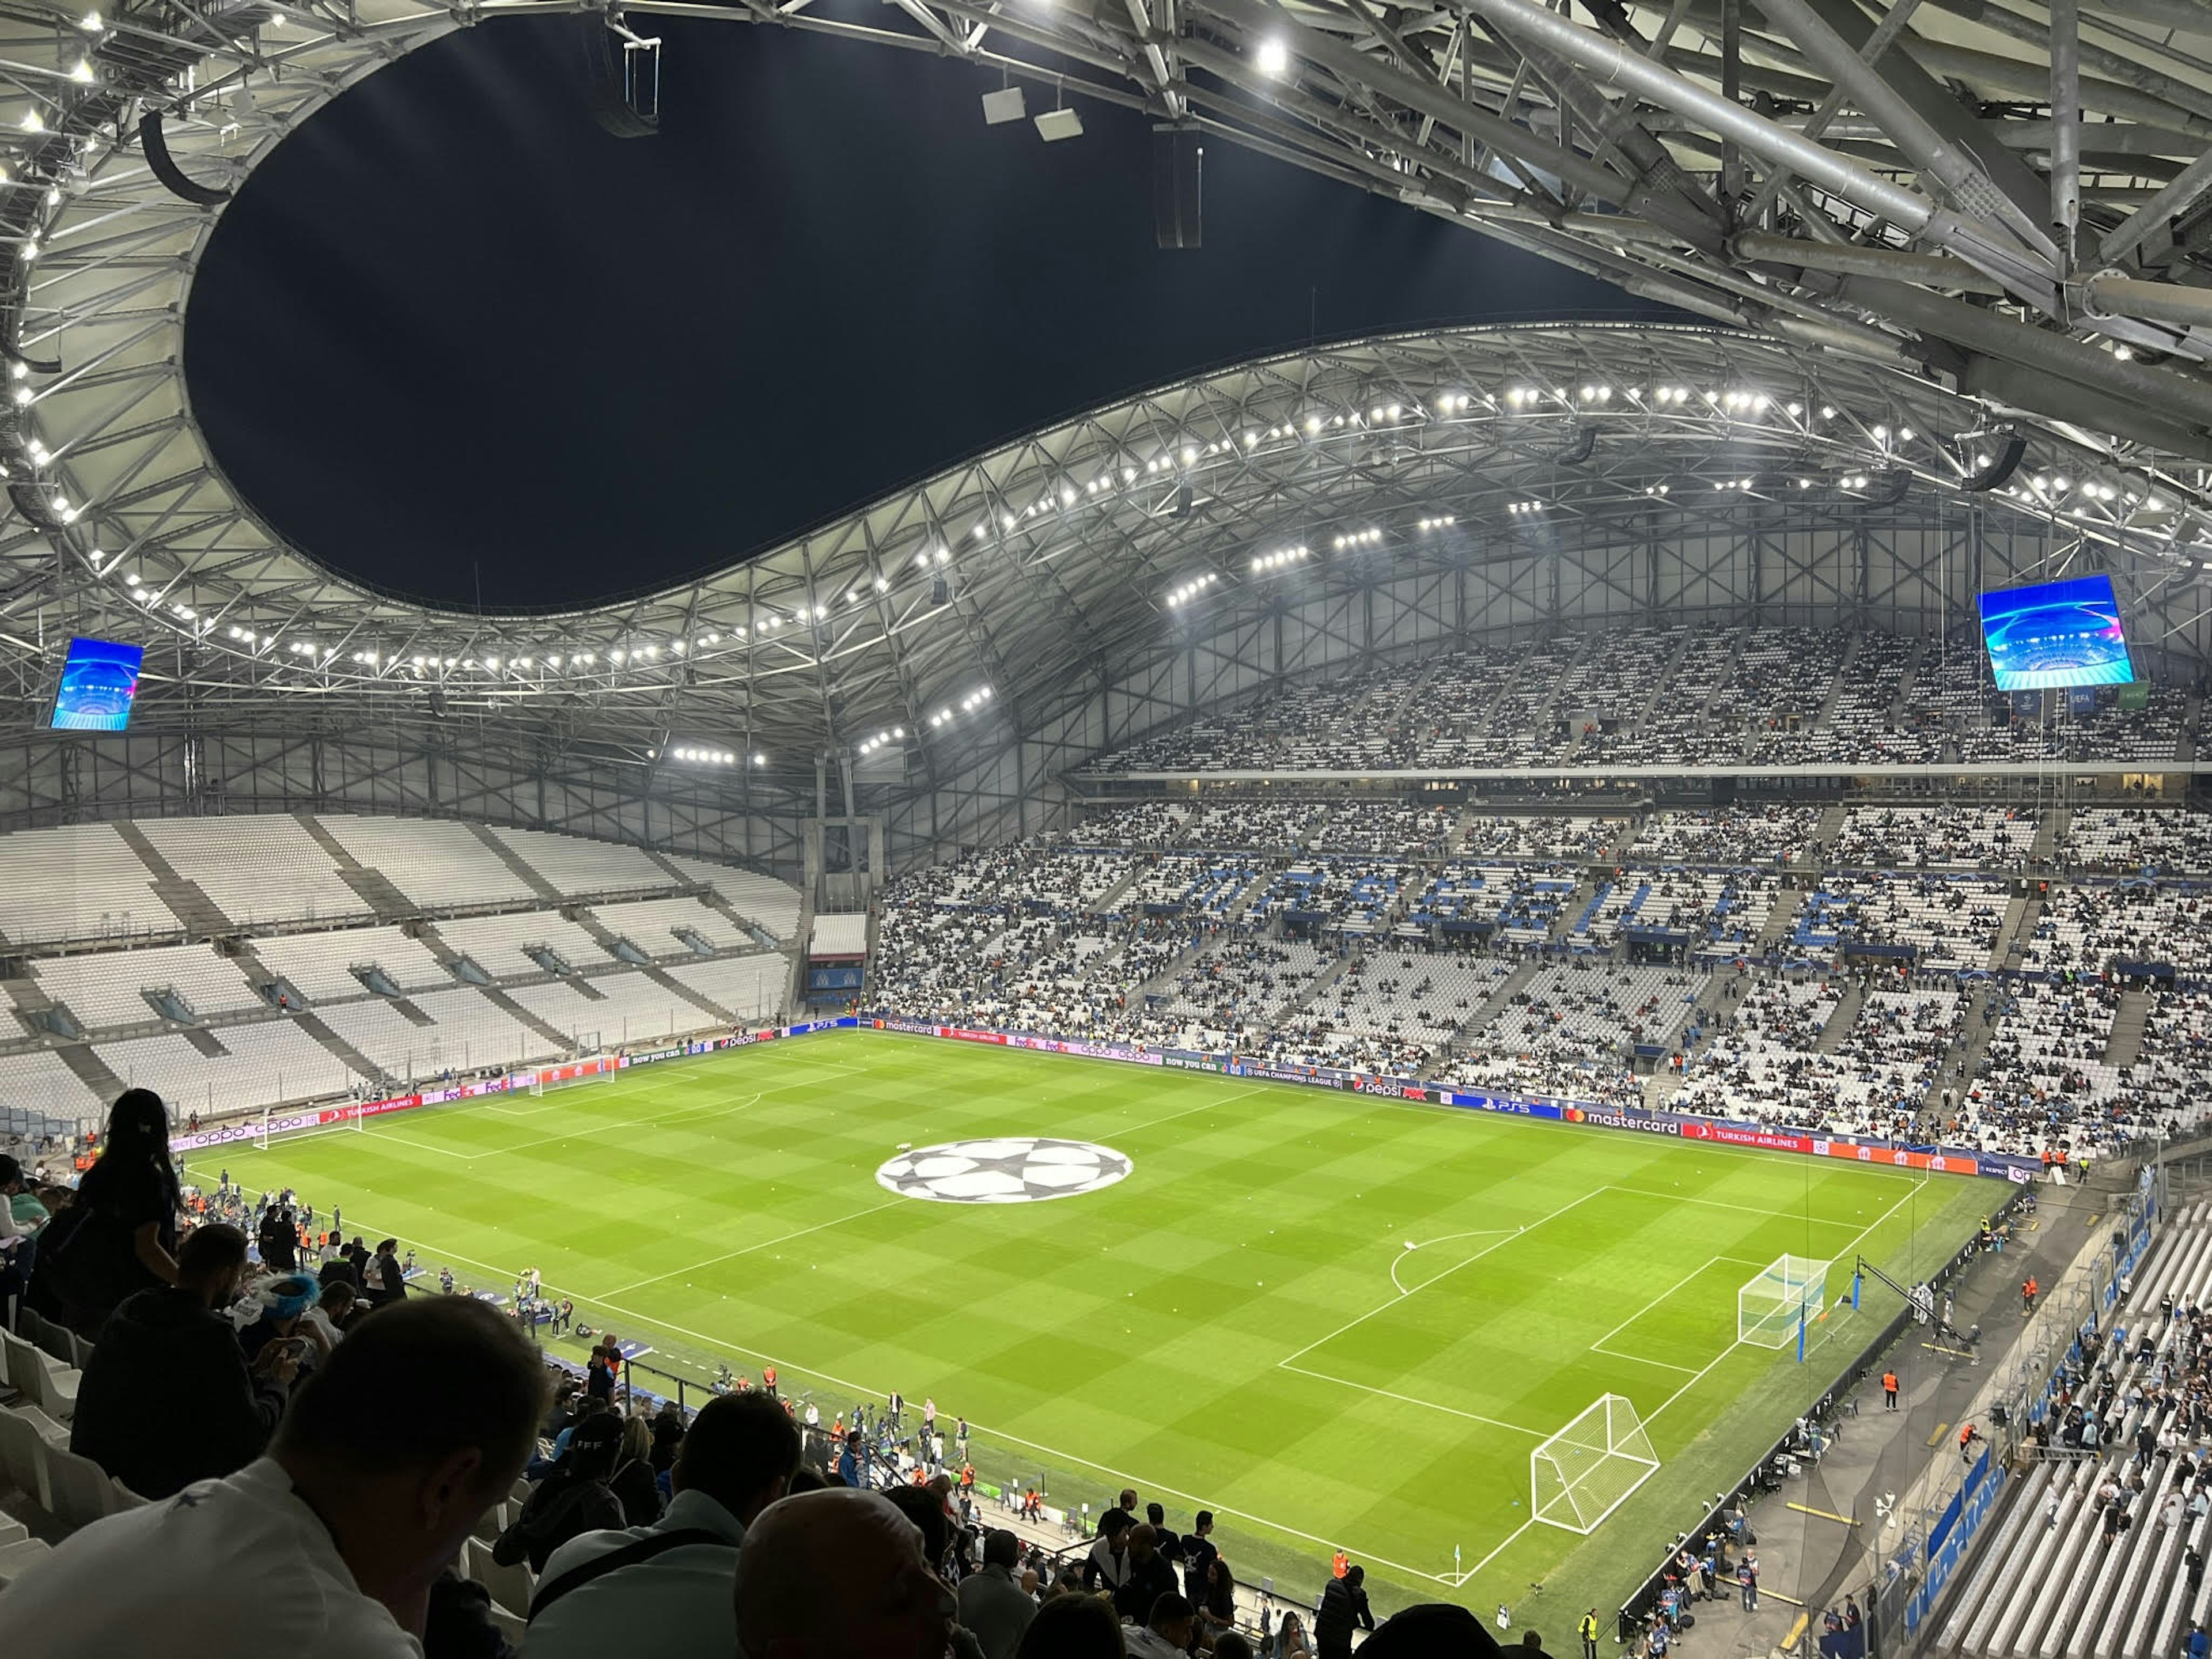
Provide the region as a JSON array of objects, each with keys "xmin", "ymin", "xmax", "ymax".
[{"xmin": 41, "ymin": 1089, "xmax": 181, "ymax": 1340}]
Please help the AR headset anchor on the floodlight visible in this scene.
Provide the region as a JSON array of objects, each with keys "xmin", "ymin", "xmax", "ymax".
[
  {"xmin": 1035, "ymin": 107, "xmax": 1083, "ymax": 141},
  {"xmin": 982, "ymin": 86, "xmax": 1027, "ymax": 126},
  {"xmin": 1257, "ymin": 36, "xmax": 1289, "ymax": 74}
]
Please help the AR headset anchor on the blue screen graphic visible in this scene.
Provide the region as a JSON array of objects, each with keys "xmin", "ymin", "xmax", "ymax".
[
  {"xmin": 50, "ymin": 636, "xmax": 145, "ymax": 731},
  {"xmin": 1976, "ymin": 575, "xmax": 2134, "ymax": 691}
]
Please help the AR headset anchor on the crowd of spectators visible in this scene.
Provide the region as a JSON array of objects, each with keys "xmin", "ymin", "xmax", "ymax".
[{"xmin": 1080, "ymin": 625, "xmax": 2195, "ymax": 776}]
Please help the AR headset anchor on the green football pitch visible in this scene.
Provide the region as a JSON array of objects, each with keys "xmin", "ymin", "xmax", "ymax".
[{"xmin": 183, "ymin": 1029, "xmax": 1986, "ymax": 1620}]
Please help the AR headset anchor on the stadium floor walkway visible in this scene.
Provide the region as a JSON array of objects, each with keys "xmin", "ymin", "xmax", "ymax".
[{"xmin": 1703, "ymin": 1175, "xmax": 2102, "ymax": 1659}]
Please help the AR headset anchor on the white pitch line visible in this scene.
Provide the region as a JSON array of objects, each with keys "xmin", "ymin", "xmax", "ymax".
[
  {"xmin": 1390, "ymin": 1230, "xmax": 1520, "ymax": 1296},
  {"xmin": 1589, "ymin": 1341, "xmax": 1700, "ymax": 1374},
  {"xmin": 358, "ymin": 1126, "xmax": 476, "ymax": 1160},
  {"xmin": 200, "ymin": 1192, "xmax": 1474, "ymax": 1590},
  {"xmin": 1603, "ymin": 1185, "xmax": 1866, "ymax": 1226},
  {"xmin": 1451, "ymin": 1517, "xmax": 1535, "ymax": 1585},
  {"xmin": 1279, "ymin": 1362, "xmax": 1550, "ymax": 1438},
  {"xmin": 597, "ymin": 1198, "xmax": 910, "ymax": 1297},
  {"xmin": 1643, "ymin": 1175, "xmax": 1933, "ymax": 1426},
  {"xmin": 1278, "ymin": 1186, "xmax": 1609, "ymax": 1371}
]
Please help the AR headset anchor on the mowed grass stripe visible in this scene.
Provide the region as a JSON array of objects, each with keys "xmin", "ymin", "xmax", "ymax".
[{"xmin": 187, "ymin": 1031, "xmax": 1987, "ymax": 1619}]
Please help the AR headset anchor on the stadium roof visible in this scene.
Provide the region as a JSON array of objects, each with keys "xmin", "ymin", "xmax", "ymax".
[{"xmin": 3, "ymin": 2, "xmax": 2212, "ymax": 783}]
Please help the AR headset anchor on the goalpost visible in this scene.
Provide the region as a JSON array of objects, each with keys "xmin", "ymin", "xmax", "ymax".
[
  {"xmin": 1531, "ymin": 1393, "xmax": 1661, "ymax": 1534},
  {"xmin": 1739, "ymin": 1254, "xmax": 1833, "ymax": 1354}
]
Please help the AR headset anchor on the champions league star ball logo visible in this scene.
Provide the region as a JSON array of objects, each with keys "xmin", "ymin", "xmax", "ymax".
[{"xmin": 875, "ymin": 1138, "xmax": 1132, "ymax": 1205}]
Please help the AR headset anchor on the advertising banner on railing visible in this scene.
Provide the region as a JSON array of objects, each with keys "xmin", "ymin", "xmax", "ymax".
[{"xmin": 1907, "ymin": 1450, "xmax": 2005, "ymax": 1632}]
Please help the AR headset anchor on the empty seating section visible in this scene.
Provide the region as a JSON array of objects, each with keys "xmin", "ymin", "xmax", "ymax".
[
  {"xmin": 590, "ymin": 897, "xmax": 753, "ymax": 958},
  {"xmin": 30, "ymin": 944, "xmax": 260, "ymax": 1030},
  {"xmin": 656, "ymin": 854, "xmax": 803, "ymax": 940},
  {"xmin": 315, "ymin": 997, "xmax": 440, "ymax": 1077},
  {"xmin": 403, "ymin": 988, "xmax": 556, "ymax": 1071},
  {"xmin": 490, "ymin": 825, "xmax": 666, "ymax": 896},
  {"xmin": 666, "ymin": 955, "xmax": 786, "ymax": 1021},
  {"xmin": 252, "ymin": 925, "xmax": 452, "ymax": 1002},
  {"xmin": 0, "ymin": 824, "xmax": 174, "ymax": 947},
  {"xmin": 431, "ymin": 912, "xmax": 609, "ymax": 979},
  {"xmin": 0, "ymin": 1050, "xmax": 100, "ymax": 1120},
  {"xmin": 317, "ymin": 815, "xmax": 537, "ymax": 908},
  {"xmin": 97, "ymin": 1022, "xmax": 348, "ymax": 1116},
  {"xmin": 136, "ymin": 815, "xmax": 365, "ymax": 928}
]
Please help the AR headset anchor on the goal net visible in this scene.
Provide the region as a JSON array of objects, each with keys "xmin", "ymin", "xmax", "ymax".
[
  {"xmin": 1531, "ymin": 1393, "xmax": 1661, "ymax": 1534},
  {"xmin": 1739, "ymin": 1254, "xmax": 1831, "ymax": 1350}
]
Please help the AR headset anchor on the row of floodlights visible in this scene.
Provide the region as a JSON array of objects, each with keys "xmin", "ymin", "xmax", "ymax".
[
  {"xmin": 859, "ymin": 727, "xmax": 907, "ymax": 755},
  {"xmin": 1331, "ymin": 528, "xmax": 1384, "ymax": 550},
  {"xmin": 653, "ymin": 747, "xmax": 768, "ymax": 767},
  {"xmin": 1165, "ymin": 574, "xmax": 1218, "ymax": 607},
  {"xmin": 1251, "ymin": 546, "xmax": 1310, "ymax": 573},
  {"xmin": 927, "ymin": 685, "xmax": 995, "ymax": 728}
]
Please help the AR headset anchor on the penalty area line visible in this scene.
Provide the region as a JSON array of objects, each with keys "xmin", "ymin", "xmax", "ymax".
[{"xmin": 1279, "ymin": 1362, "xmax": 1550, "ymax": 1438}]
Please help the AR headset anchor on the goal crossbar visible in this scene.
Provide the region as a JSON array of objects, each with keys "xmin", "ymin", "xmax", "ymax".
[{"xmin": 1739, "ymin": 1253, "xmax": 1832, "ymax": 1352}]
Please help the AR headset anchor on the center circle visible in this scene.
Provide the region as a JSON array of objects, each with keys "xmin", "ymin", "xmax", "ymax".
[{"xmin": 876, "ymin": 1138, "xmax": 1133, "ymax": 1205}]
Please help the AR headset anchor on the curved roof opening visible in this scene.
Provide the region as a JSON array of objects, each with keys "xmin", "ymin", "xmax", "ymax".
[{"xmin": 183, "ymin": 17, "xmax": 1638, "ymax": 609}]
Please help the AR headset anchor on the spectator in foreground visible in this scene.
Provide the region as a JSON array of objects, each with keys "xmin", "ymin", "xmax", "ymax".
[
  {"xmin": 1122, "ymin": 1590, "xmax": 1197, "ymax": 1658},
  {"xmin": 957, "ymin": 1528, "xmax": 1037, "ymax": 1659},
  {"xmin": 37, "ymin": 1089, "xmax": 180, "ymax": 1339},
  {"xmin": 527, "ymin": 1391, "xmax": 801, "ymax": 1658},
  {"xmin": 734, "ymin": 1486, "xmax": 956, "ymax": 1658},
  {"xmin": 1360, "ymin": 1603, "xmax": 1505, "ymax": 1657},
  {"xmin": 1112, "ymin": 1524, "xmax": 1181, "ymax": 1624},
  {"xmin": 495, "ymin": 1412, "xmax": 627, "ymax": 1572},
  {"xmin": 68, "ymin": 1223, "xmax": 293, "ymax": 1499},
  {"xmin": 1015, "ymin": 1593, "xmax": 1125, "ymax": 1659},
  {"xmin": 1317, "ymin": 1562, "xmax": 1376, "ymax": 1658},
  {"xmin": 0, "ymin": 1296, "xmax": 546, "ymax": 1655}
]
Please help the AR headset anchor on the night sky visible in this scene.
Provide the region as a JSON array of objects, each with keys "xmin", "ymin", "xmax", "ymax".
[{"xmin": 185, "ymin": 14, "xmax": 1657, "ymax": 611}]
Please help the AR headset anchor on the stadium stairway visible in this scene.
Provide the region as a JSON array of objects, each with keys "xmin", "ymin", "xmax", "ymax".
[
  {"xmin": 2104, "ymin": 991, "xmax": 2153, "ymax": 1069},
  {"xmin": 1804, "ymin": 805, "xmax": 1853, "ymax": 866},
  {"xmin": 1088, "ymin": 861, "xmax": 1151, "ymax": 919},
  {"xmin": 463, "ymin": 823, "xmax": 566, "ymax": 906},
  {"xmin": 290, "ymin": 1010, "xmax": 381, "ymax": 1083},
  {"xmin": 292, "ymin": 815, "xmax": 418, "ymax": 923},
  {"xmin": 53, "ymin": 1044, "xmax": 123, "ymax": 1105},
  {"xmin": 1988, "ymin": 894, "xmax": 2040, "ymax": 973},
  {"xmin": 1448, "ymin": 960, "xmax": 1541, "ymax": 1050},
  {"xmin": 1808, "ymin": 632, "xmax": 1862, "ymax": 734},
  {"xmin": 108, "ymin": 821, "xmax": 232, "ymax": 938},
  {"xmin": 2032, "ymin": 808, "xmax": 2069, "ymax": 865},
  {"xmin": 1812, "ymin": 980, "xmax": 1866, "ymax": 1054},
  {"xmin": 1885, "ymin": 637, "xmax": 1930, "ymax": 726},
  {"xmin": 1758, "ymin": 886, "xmax": 1808, "ymax": 947}
]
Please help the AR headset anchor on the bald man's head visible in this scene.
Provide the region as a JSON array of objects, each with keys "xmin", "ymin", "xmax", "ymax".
[{"xmin": 735, "ymin": 1487, "xmax": 954, "ymax": 1659}]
